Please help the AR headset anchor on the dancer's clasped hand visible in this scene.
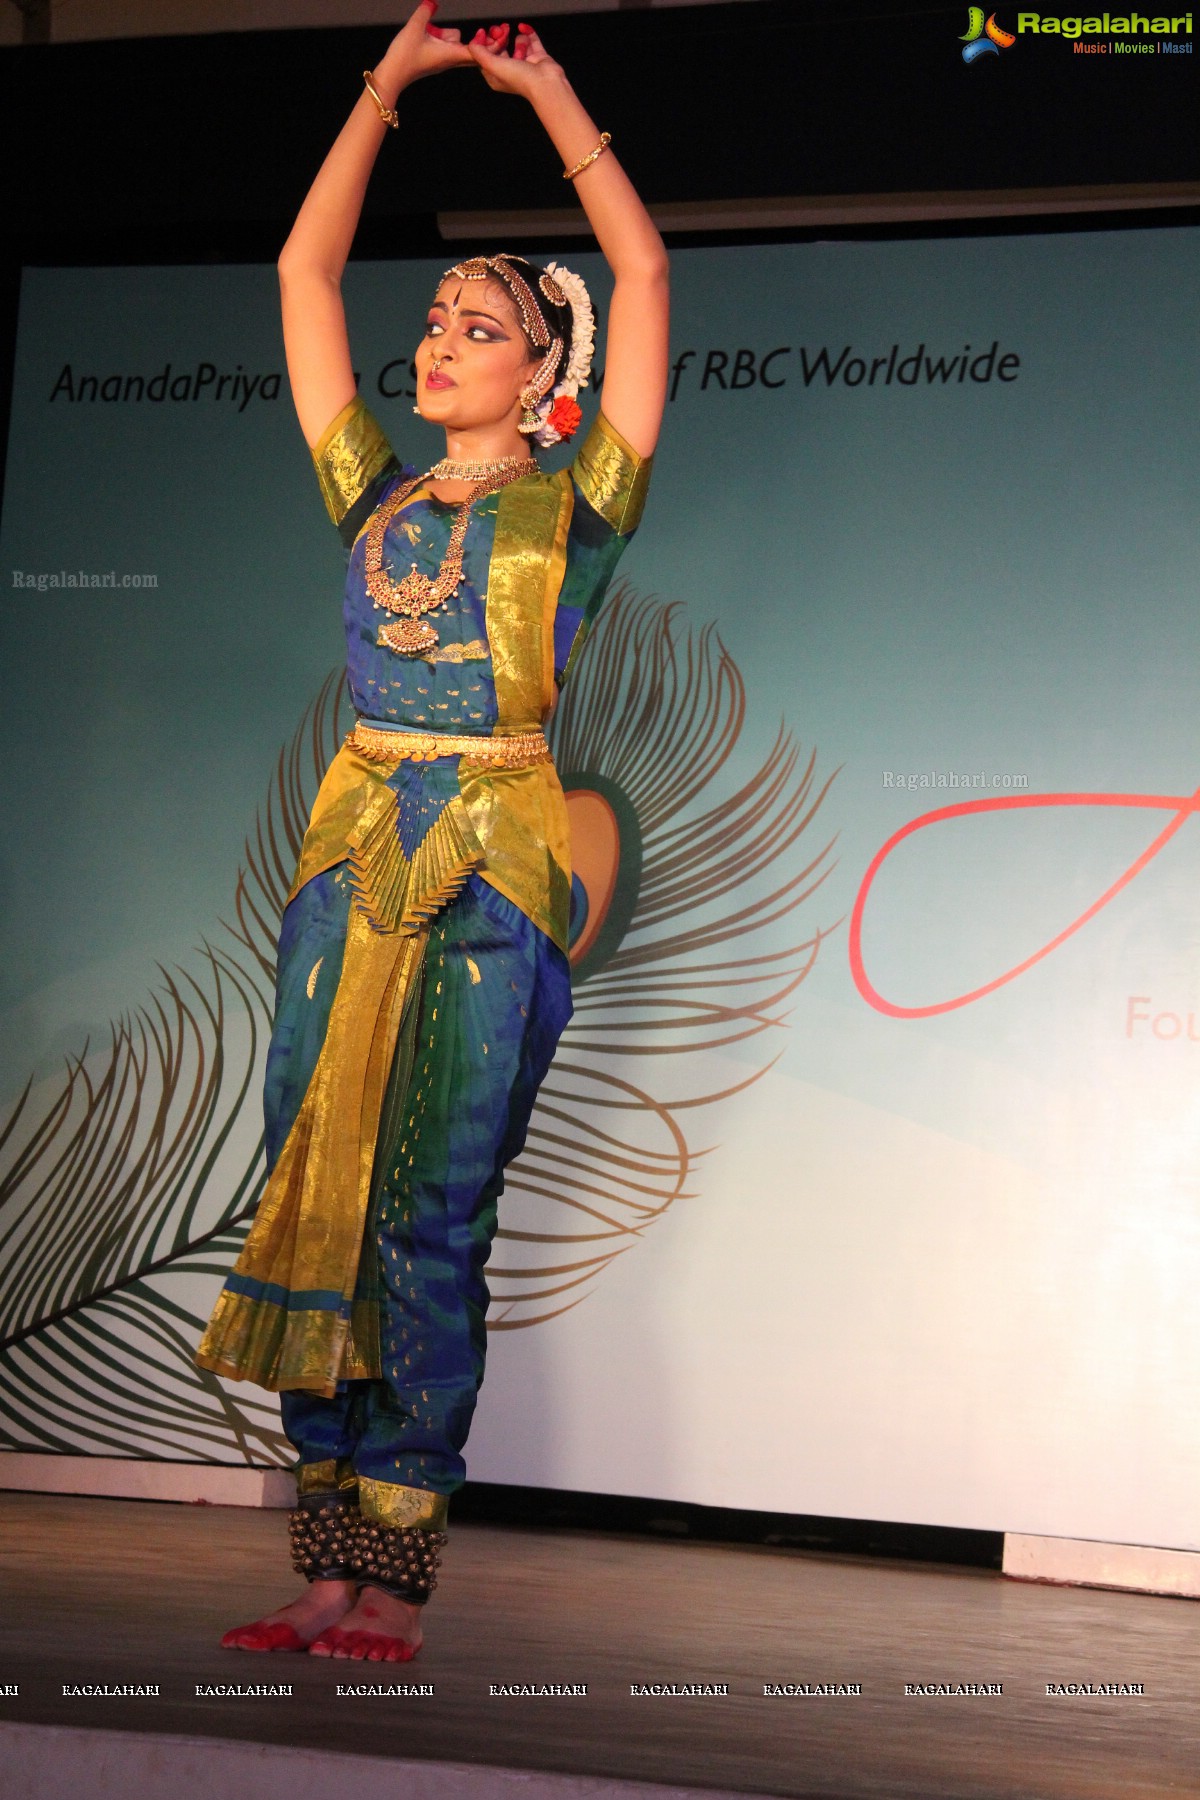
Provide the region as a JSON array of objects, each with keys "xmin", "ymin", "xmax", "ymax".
[
  {"xmin": 387, "ymin": 2, "xmax": 563, "ymax": 94},
  {"xmin": 383, "ymin": 1, "xmax": 473, "ymax": 79},
  {"xmin": 469, "ymin": 20, "xmax": 565, "ymax": 96}
]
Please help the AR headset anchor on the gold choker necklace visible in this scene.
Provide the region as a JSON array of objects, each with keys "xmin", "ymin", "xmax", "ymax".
[
  {"xmin": 366, "ymin": 457, "xmax": 536, "ymax": 657},
  {"xmin": 428, "ymin": 455, "xmax": 538, "ymax": 481}
]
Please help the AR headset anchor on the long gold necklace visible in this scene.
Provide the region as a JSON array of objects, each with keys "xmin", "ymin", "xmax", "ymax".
[{"xmin": 366, "ymin": 456, "xmax": 537, "ymax": 656}]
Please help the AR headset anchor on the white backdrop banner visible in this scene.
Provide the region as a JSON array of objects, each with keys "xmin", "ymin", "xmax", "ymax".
[{"xmin": 1, "ymin": 226, "xmax": 1198, "ymax": 1547}]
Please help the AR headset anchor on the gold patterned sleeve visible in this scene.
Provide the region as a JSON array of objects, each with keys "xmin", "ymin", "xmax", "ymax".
[
  {"xmin": 555, "ymin": 410, "xmax": 655, "ymax": 691},
  {"xmin": 311, "ymin": 393, "xmax": 401, "ymax": 545},
  {"xmin": 570, "ymin": 408, "xmax": 653, "ymax": 537}
]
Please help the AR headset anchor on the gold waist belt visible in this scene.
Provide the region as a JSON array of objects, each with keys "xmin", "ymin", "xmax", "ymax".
[{"xmin": 349, "ymin": 719, "xmax": 550, "ymax": 768}]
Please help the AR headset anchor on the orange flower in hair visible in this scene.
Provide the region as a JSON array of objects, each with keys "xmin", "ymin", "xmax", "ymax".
[{"xmin": 547, "ymin": 394, "xmax": 583, "ymax": 440}]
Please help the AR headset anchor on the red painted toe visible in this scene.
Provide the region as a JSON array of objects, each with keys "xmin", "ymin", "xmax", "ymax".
[{"xmin": 307, "ymin": 1624, "xmax": 417, "ymax": 1661}]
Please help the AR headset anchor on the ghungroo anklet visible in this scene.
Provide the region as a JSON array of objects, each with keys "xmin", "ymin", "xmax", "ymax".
[
  {"xmin": 354, "ymin": 1519, "xmax": 448, "ymax": 1605},
  {"xmin": 287, "ymin": 1493, "xmax": 361, "ymax": 1582}
]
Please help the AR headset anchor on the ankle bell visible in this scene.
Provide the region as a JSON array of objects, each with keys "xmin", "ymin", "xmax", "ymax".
[
  {"xmin": 353, "ymin": 1518, "xmax": 448, "ymax": 1606},
  {"xmin": 287, "ymin": 1492, "xmax": 361, "ymax": 1583}
]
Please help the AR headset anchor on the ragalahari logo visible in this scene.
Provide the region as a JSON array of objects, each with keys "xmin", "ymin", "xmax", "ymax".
[{"xmin": 960, "ymin": 7, "xmax": 1016, "ymax": 60}]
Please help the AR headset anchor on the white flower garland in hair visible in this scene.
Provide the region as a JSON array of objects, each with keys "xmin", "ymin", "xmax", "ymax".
[{"xmin": 530, "ymin": 261, "xmax": 597, "ymax": 448}]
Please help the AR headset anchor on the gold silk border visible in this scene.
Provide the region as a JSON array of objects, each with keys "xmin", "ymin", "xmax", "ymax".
[
  {"xmin": 358, "ymin": 1477, "xmax": 450, "ymax": 1531},
  {"xmin": 295, "ymin": 1461, "xmax": 449, "ymax": 1530},
  {"xmin": 194, "ymin": 1274, "xmax": 383, "ymax": 1396},
  {"xmin": 194, "ymin": 912, "xmax": 427, "ymax": 1395},
  {"xmin": 286, "ymin": 743, "xmax": 387, "ymax": 908},
  {"xmin": 311, "ymin": 393, "xmax": 397, "ymax": 529},
  {"xmin": 459, "ymin": 762, "xmax": 573, "ymax": 953},
  {"xmin": 296, "ymin": 1457, "xmax": 359, "ymax": 1497},
  {"xmin": 572, "ymin": 409, "xmax": 653, "ymax": 535},
  {"xmin": 487, "ymin": 470, "xmax": 574, "ymax": 728}
]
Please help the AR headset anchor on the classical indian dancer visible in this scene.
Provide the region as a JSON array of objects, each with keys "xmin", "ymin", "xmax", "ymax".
[{"xmin": 194, "ymin": 2, "xmax": 669, "ymax": 1661}]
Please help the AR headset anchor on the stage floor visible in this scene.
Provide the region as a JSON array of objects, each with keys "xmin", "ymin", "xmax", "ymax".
[{"xmin": 0, "ymin": 1492, "xmax": 1197, "ymax": 1799}]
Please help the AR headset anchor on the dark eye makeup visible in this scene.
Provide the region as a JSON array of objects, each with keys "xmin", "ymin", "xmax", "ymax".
[{"xmin": 424, "ymin": 311, "xmax": 511, "ymax": 343}]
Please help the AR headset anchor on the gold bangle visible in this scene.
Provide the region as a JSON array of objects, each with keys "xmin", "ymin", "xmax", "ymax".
[
  {"xmin": 563, "ymin": 131, "xmax": 611, "ymax": 182},
  {"xmin": 362, "ymin": 70, "xmax": 399, "ymax": 129}
]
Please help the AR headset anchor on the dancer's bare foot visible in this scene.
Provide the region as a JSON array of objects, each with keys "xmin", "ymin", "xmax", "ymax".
[
  {"xmin": 221, "ymin": 1578, "xmax": 359, "ymax": 1651},
  {"xmin": 307, "ymin": 1584, "xmax": 424, "ymax": 1662}
]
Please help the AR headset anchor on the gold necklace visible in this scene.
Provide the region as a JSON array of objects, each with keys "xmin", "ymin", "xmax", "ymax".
[
  {"xmin": 366, "ymin": 460, "xmax": 536, "ymax": 656},
  {"xmin": 429, "ymin": 454, "xmax": 538, "ymax": 481}
]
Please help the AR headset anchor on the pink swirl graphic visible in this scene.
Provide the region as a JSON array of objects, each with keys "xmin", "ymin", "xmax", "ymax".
[{"xmin": 849, "ymin": 784, "xmax": 1200, "ymax": 1019}]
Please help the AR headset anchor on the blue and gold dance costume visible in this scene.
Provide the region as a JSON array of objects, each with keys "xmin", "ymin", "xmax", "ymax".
[{"xmin": 196, "ymin": 393, "xmax": 651, "ymax": 1564}]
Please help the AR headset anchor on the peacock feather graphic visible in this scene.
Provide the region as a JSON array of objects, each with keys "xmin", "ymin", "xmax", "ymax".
[{"xmin": 0, "ymin": 587, "xmax": 839, "ymax": 1463}]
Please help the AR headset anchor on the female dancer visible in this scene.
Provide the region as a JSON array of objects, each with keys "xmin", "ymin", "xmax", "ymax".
[{"xmin": 195, "ymin": 2, "xmax": 669, "ymax": 1662}]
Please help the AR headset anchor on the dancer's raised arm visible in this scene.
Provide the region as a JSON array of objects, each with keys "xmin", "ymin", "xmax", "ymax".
[
  {"xmin": 471, "ymin": 23, "xmax": 670, "ymax": 459},
  {"xmin": 277, "ymin": 1, "xmax": 472, "ymax": 447}
]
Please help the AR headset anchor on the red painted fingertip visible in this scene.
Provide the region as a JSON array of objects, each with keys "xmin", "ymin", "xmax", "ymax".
[
  {"xmin": 519, "ymin": 21, "xmax": 534, "ymax": 30},
  {"xmin": 472, "ymin": 27, "xmax": 487, "ymax": 42}
]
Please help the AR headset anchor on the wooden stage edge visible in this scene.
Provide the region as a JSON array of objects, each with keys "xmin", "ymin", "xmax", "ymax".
[
  {"xmin": 4, "ymin": 1451, "xmax": 1200, "ymax": 1599},
  {"xmin": 2, "ymin": 1492, "xmax": 1199, "ymax": 1800}
]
